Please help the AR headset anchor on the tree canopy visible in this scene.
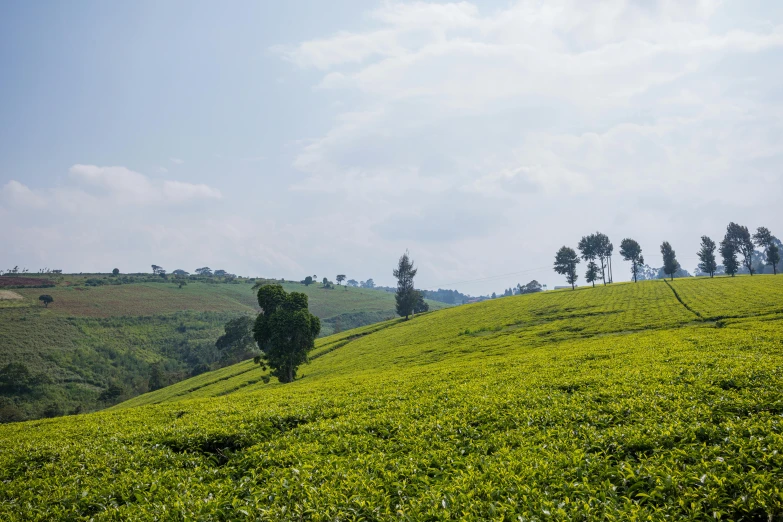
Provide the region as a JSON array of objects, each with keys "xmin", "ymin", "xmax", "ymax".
[
  {"xmin": 697, "ymin": 236, "xmax": 717, "ymax": 278},
  {"xmin": 553, "ymin": 246, "xmax": 580, "ymax": 290},
  {"xmin": 725, "ymin": 222, "xmax": 755, "ymax": 275},
  {"xmin": 38, "ymin": 295, "xmax": 53, "ymax": 307},
  {"xmin": 660, "ymin": 241, "xmax": 680, "ymax": 280},
  {"xmin": 619, "ymin": 238, "xmax": 644, "ymax": 283},
  {"xmin": 753, "ymin": 227, "xmax": 779, "ymax": 275},
  {"xmin": 216, "ymin": 316, "xmax": 257, "ymax": 365},
  {"xmin": 253, "ymin": 285, "xmax": 321, "ymax": 383}
]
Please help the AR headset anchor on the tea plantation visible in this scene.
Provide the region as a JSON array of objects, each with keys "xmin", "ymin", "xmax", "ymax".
[
  {"xmin": 0, "ymin": 274, "xmax": 446, "ymax": 420},
  {"xmin": 1, "ymin": 276, "xmax": 782, "ymax": 520}
]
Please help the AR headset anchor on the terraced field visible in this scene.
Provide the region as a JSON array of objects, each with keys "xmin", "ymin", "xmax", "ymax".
[
  {"xmin": 0, "ymin": 276, "xmax": 446, "ymax": 421},
  {"xmin": 1, "ymin": 276, "xmax": 782, "ymax": 520}
]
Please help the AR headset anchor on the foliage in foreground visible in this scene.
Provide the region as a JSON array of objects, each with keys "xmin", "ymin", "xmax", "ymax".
[{"xmin": 1, "ymin": 276, "xmax": 782, "ymax": 519}]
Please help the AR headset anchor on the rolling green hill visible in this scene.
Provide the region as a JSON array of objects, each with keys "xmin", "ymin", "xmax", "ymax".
[
  {"xmin": 0, "ymin": 274, "xmax": 447, "ymax": 421},
  {"xmin": 1, "ymin": 276, "xmax": 782, "ymax": 519}
]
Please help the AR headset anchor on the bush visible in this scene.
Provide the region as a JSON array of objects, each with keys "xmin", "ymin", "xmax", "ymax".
[{"xmin": 42, "ymin": 402, "xmax": 63, "ymax": 418}]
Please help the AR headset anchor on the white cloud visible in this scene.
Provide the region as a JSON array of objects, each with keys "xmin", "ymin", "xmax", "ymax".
[
  {"xmin": 169, "ymin": 157, "xmax": 185, "ymax": 165},
  {"xmin": 2, "ymin": 180, "xmax": 47, "ymax": 209},
  {"xmin": 5, "ymin": 165, "xmax": 222, "ymax": 218},
  {"xmin": 272, "ymin": 0, "xmax": 783, "ymax": 290},
  {"xmin": 68, "ymin": 164, "xmax": 221, "ymax": 206}
]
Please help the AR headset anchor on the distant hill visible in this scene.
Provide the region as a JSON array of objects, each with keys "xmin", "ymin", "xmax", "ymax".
[
  {"xmin": 0, "ymin": 274, "xmax": 447, "ymax": 421},
  {"xmin": 2, "ymin": 276, "xmax": 782, "ymax": 519}
]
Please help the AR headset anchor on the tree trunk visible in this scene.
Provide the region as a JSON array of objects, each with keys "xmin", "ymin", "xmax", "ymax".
[{"xmin": 600, "ymin": 258, "xmax": 606, "ymax": 286}]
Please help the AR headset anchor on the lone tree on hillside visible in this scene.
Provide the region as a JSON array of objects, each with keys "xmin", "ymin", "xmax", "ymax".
[
  {"xmin": 302, "ymin": 276, "xmax": 314, "ymax": 286},
  {"xmin": 553, "ymin": 246, "xmax": 580, "ymax": 290},
  {"xmin": 253, "ymin": 284, "xmax": 321, "ymax": 383},
  {"xmin": 619, "ymin": 238, "xmax": 644, "ymax": 282},
  {"xmin": 660, "ymin": 241, "xmax": 680, "ymax": 280},
  {"xmin": 393, "ymin": 250, "xmax": 418, "ymax": 319},
  {"xmin": 753, "ymin": 227, "xmax": 780, "ymax": 275},
  {"xmin": 697, "ymin": 236, "xmax": 718, "ymax": 278},
  {"xmin": 112, "ymin": 268, "xmax": 119, "ymax": 276},
  {"xmin": 725, "ymin": 222, "xmax": 755, "ymax": 275},
  {"xmin": 720, "ymin": 237, "xmax": 739, "ymax": 277},
  {"xmin": 336, "ymin": 274, "xmax": 346, "ymax": 285},
  {"xmin": 38, "ymin": 295, "xmax": 53, "ymax": 307},
  {"xmin": 195, "ymin": 267, "xmax": 212, "ymax": 276},
  {"xmin": 347, "ymin": 279, "xmax": 358, "ymax": 287}
]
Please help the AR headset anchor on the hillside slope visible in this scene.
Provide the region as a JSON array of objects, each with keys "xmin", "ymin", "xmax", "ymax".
[
  {"xmin": 1, "ymin": 276, "xmax": 782, "ymax": 520},
  {"xmin": 0, "ymin": 275, "xmax": 446, "ymax": 421}
]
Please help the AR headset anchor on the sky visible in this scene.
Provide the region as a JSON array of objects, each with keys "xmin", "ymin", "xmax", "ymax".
[{"xmin": 1, "ymin": 0, "xmax": 782, "ymax": 295}]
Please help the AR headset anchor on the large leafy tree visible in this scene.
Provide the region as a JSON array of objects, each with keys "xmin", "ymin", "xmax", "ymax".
[
  {"xmin": 253, "ymin": 285, "xmax": 321, "ymax": 383},
  {"xmin": 619, "ymin": 238, "xmax": 644, "ymax": 282},
  {"xmin": 660, "ymin": 241, "xmax": 680, "ymax": 280},
  {"xmin": 336, "ymin": 274, "xmax": 346, "ymax": 285},
  {"xmin": 393, "ymin": 251, "xmax": 418, "ymax": 319},
  {"xmin": 553, "ymin": 246, "xmax": 580, "ymax": 290},
  {"xmin": 753, "ymin": 226, "xmax": 779, "ymax": 275},
  {"xmin": 697, "ymin": 236, "xmax": 718, "ymax": 278},
  {"xmin": 725, "ymin": 222, "xmax": 755, "ymax": 275}
]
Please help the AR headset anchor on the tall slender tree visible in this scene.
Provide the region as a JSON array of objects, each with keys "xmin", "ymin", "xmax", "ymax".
[
  {"xmin": 554, "ymin": 246, "xmax": 580, "ymax": 290},
  {"xmin": 585, "ymin": 261, "xmax": 599, "ymax": 287},
  {"xmin": 595, "ymin": 233, "xmax": 613, "ymax": 286},
  {"xmin": 766, "ymin": 243, "xmax": 781, "ymax": 275},
  {"xmin": 720, "ymin": 238, "xmax": 739, "ymax": 277},
  {"xmin": 619, "ymin": 238, "xmax": 644, "ymax": 283},
  {"xmin": 660, "ymin": 242, "xmax": 680, "ymax": 280},
  {"xmin": 697, "ymin": 236, "xmax": 718, "ymax": 278},
  {"xmin": 578, "ymin": 234, "xmax": 600, "ymax": 285},
  {"xmin": 393, "ymin": 250, "xmax": 418, "ymax": 319},
  {"xmin": 753, "ymin": 227, "xmax": 779, "ymax": 275}
]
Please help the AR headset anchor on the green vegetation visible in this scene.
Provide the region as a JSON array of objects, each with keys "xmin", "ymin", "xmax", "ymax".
[
  {"xmin": 253, "ymin": 285, "xmax": 321, "ymax": 383},
  {"xmin": 1, "ymin": 276, "xmax": 782, "ymax": 519},
  {"xmin": 0, "ymin": 274, "xmax": 446, "ymax": 421}
]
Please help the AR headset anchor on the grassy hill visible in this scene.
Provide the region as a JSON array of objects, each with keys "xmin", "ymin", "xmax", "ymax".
[
  {"xmin": 1, "ymin": 276, "xmax": 782, "ymax": 519},
  {"xmin": 0, "ymin": 274, "xmax": 447, "ymax": 421}
]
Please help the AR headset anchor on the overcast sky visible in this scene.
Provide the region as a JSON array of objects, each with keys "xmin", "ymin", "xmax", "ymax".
[{"xmin": 2, "ymin": 1, "xmax": 782, "ymax": 294}]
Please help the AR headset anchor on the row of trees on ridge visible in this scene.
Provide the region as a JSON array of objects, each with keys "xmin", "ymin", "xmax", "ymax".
[{"xmin": 554, "ymin": 222, "xmax": 779, "ymax": 288}]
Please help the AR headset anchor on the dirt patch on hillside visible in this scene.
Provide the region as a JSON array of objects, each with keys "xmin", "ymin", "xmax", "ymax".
[
  {"xmin": 0, "ymin": 277, "xmax": 55, "ymax": 287},
  {"xmin": 0, "ymin": 290, "xmax": 24, "ymax": 300}
]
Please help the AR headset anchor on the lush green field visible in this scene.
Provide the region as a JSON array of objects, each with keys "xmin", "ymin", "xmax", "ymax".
[
  {"xmin": 1, "ymin": 275, "xmax": 782, "ymax": 519},
  {"xmin": 0, "ymin": 275, "xmax": 445, "ymax": 421}
]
